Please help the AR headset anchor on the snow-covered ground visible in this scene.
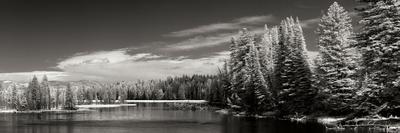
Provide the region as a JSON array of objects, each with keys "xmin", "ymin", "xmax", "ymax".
[
  {"xmin": 317, "ymin": 117, "xmax": 346, "ymax": 125},
  {"xmin": 125, "ymin": 100, "xmax": 207, "ymax": 103},
  {"xmin": 77, "ymin": 104, "xmax": 137, "ymax": 108},
  {"xmin": 0, "ymin": 109, "xmax": 93, "ymax": 113}
]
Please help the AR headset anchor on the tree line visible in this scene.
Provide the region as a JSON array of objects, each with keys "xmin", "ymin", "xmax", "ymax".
[
  {"xmin": 0, "ymin": 74, "xmax": 226, "ymax": 111},
  {"xmin": 222, "ymin": 1, "xmax": 400, "ymax": 117},
  {"xmin": 0, "ymin": 76, "xmax": 76, "ymax": 111}
]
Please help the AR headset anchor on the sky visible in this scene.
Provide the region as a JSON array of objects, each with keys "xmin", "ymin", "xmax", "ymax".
[{"xmin": 0, "ymin": 0, "xmax": 360, "ymax": 82}]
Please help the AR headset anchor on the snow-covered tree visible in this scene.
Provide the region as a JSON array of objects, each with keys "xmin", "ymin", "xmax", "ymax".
[
  {"xmin": 315, "ymin": 2, "xmax": 358, "ymax": 115},
  {"xmin": 41, "ymin": 75, "xmax": 51, "ymax": 110},
  {"xmin": 275, "ymin": 17, "xmax": 315, "ymax": 115},
  {"xmin": 356, "ymin": 0, "xmax": 400, "ymax": 110},
  {"xmin": 257, "ymin": 25, "xmax": 276, "ymax": 92},
  {"xmin": 228, "ymin": 29, "xmax": 253, "ymax": 111},
  {"xmin": 64, "ymin": 83, "xmax": 76, "ymax": 110},
  {"xmin": 27, "ymin": 76, "xmax": 41, "ymax": 110},
  {"xmin": 244, "ymin": 42, "xmax": 273, "ymax": 114},
  {"xmin": 11, "ymin": 85, "xmax": 18, "ymax": 109}
]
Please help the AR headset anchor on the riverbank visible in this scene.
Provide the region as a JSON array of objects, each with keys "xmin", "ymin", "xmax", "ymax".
[
  {"xmin": 214, "ymin": 108, "xmax": 400, "ymax": 132},
  {"xmin": 285, "ymin": 115, "xmax": 400, "ymax": 132},
  {"xmin": 0, "ymin": 103, "xmax": 137, "ymax": 113},
  {"xmin": 0, "ymin": 108, "xmax": 93, "ymax": 114},
  {"xmin": 166, "ymin": 102, "xmax": 220, "ymax": 110},
  {"xmin": 316, "ymin": 115, "xmax": 400, "ymax": 132}
]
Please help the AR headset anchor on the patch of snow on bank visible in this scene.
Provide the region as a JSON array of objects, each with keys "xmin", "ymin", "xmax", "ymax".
[
  {"xmin": 125, "ymin": 100, "xmax": 207, "ymax": 103},
  {"xmin": 318, "ymin": 117, "xmax": 346, "ymax": 125},
  {"xmin": 77, "ymin": 104, "xmax": 136, "ymax": 108}
]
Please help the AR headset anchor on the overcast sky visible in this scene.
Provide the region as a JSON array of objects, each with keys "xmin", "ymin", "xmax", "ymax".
[{"xmin": 0, "ymin": 0, "xmax": 359, "ymax": 82}]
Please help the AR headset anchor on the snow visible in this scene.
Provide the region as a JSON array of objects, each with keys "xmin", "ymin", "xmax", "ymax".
[
  {"xmin": 76, "ymin": 104, "xmax": 137, "ymax": 108},
  {"xmin": 0, "ymin": 110, "xmax": 17, "ymax": 113},
  {"xmin": 125, "ymin": 100, "xmax": 208, "ymax": 103},
  {"xmin": 317, "ymin": 117, "xmax": 346, "ymax": 125},
  {"xmin": 215, "ymin": 109, "xmax": 229, "ymax": 114},
  {"xmin": 0, "ymin": 109, "xmax": 93, "ymax": 113}
]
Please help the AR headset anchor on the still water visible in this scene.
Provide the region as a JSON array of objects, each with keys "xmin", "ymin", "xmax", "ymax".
[{"xmin": 0, "ymin": 103, "xmax": 379, "ymax": 133}]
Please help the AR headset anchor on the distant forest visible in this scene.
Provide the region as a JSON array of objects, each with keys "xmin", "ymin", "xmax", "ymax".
[
  {"xmin": 0, "ymin": 0, "xmax": 399, "ymax": 118},
  {"xmin": 0, "ymin": 74, "xmax": 225, "ymax": 111}
]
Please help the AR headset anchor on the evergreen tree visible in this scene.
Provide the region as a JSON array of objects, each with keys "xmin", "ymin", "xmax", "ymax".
[
  {"xmin": 356, "ymin": 0, "xmax": 400, "ymax": 112},
  {"xmin": 64, "ymin": 83, "xmax": 76, "ymax": 110},
  {"xmin": 244, "ymin": 42, "xmax": 273, "ymax": 114},
  {"xmin": 41, "ymin": 75, "xmax": 51, "ymax": 110},
  {"xmin": 11, "ymin": 85, "xmax": 18, "ymax": 110},
  {"xmin": 228, "ymin": 28, "xmax": 253, "ymax": 111},
  {"xmin": 315, "ymin": 2, "xmax": 358, "ymax": 115},
  {"xmin": 275, "ymin": 18, "xmax": 315, "ymax": 115},
  {"xmin": 27, "ymin": 76, "xmax": 41, "ymax": 110},
  {"xmin": 258, "ymin": 25, "xmax": 275, "ymax": 91}
]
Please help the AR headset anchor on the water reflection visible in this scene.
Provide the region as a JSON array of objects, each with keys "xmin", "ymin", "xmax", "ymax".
[
  {"xmin": 221, "ymin": 116, "xmax": 327, "ymax": 133},
  {"xmin": 0, "ymin": 103, "xmax": 389, "ymax": 133}
]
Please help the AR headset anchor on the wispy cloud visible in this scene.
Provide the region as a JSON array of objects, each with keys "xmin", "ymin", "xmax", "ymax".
[
  {"xmin": 164, "ymin": 33, "xmax": 235, "ymax": 50},
  {"xmin": 300, "ymin": 17, "xmax": 320, "ymax": 29},
  {"xmin": 55, "ymin": 50, "xmax": 229, "ymax": 81},
  {"xmin": 234, "ymin": 15, "xmax": 276, "ymax": 25},
  {"xmin": 0, "ymin": 49, "xmax": 229, "ymax": 82},
  {"xmin": 165, "ymin": 15, "xmax": 275, "ymax": 37},
  {"xmin": 57, "ymin": 49, "xmax": 162, "ymax": 69},
  {"xmin": 164, "ymin": 27, "xmax": 266, "ymax": 50},
  {"xmin": 165, "ymin": 23, "xmax": 240, "ymax": 38}
]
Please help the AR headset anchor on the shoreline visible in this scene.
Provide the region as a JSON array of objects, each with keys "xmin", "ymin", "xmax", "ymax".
[
  {"xmin": 0, "ymin": 108, "xmax": 94, "ymax": 114},
  {"xmin": 125, "ymin": 100, "xmax": 208, "ymax": 103},
  {"xmin": 214, "ymin": 109, "xmax": 400, "ymax": 132},
  {"xmin": 0, "ymin": 103, "xmax": 138, "ymax": 113}
]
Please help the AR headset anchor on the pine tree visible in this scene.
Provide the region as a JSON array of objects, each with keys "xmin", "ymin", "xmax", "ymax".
[
  {"xmin": 292, "ymin": 18, "xmax": 315, "ymax": 110},
  {"xmin": 41, "ymin": 75, "xmax": 51, "ymax": 110},
  {"xmin": 228, "ymin": 28, "xmax": 253, "ymax": 111},
  {"xmin": 275, "ymin": 18, "xmax": 315, "ymax": 115},
  {"xmin": 356, "ymin": 0, "xmax": 400, "ymax": 112},
  {"xmin": 27, "ymin": 76, "xmax": 41, "ymax": 110},
  {"xmin": 220, "ymin": 60, "xmax": 231, "ymax": 106},
  {"xmin": 258, "ymin": 25, "xmax": 276, "ymax": 91},
  {"xmin": 64, "ymin": 83, "xmax": 76, "ymax": 110},
  {"xmin": 244, "ymin": 42, "xmax": 274, "ymax": 114},
  {"xmin": 315, "ymin": 2, "xmax": 358, "ymax": 115},
  {"xmin": 11, "ymin": 85, "xmax": 18, "ymax": 110}
]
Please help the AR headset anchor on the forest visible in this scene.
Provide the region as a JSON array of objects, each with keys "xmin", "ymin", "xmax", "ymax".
[
  {"xmin": 0, "ymin": 74, "xmax": 226, "ymax": 111},
  {"xmin": 221, "ymin": 0, "xmax": 400, "ymax": 118},
  {"xmin": 0, "ymin": 0, "xmax": 399, "ymax": 120}
]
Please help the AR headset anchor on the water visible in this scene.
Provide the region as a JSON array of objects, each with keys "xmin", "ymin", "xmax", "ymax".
[{"xmin": 0, "ymin": 103, "xmax": 379, "ymax": 133}]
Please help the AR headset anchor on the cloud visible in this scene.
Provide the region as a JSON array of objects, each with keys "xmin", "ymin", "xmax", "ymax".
[
  {"xmin": 300, "ymin": 17, "xmax": 320, "ymax": 29},
  {"xmin": 234, "ymin": 15, "xmax": 276, "ymax": 25},
  {"xmin": 164, "ymin": 27, "xmax": 266, "ymax": 50},
  {"xmin": 58, "ymin": 49, "xmax": 162, "ymax": 69},
  {"xmin": 165, "ymin": 15, "xmax": 275, "ymax": 37},
  {"xmin": 164, "ymin": 33, "xmax": 236, "ymax": 50},
  {"xmin": 165, "ymin": 23, "xmax": 240, "ymax": 38},
  {"xmin": 0, "ymin": 49, "xmax": 229, "ymax": 82},
  {"xmin": 51, "ymin": 49, "xmax": 228, "ymax": 81}
]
